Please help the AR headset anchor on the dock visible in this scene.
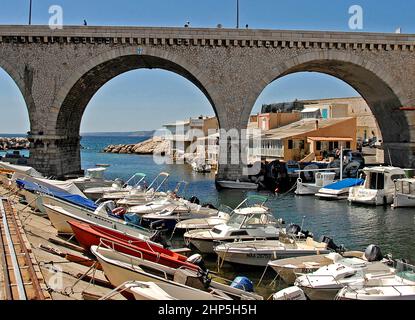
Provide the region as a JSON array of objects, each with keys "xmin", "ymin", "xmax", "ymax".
[{"xmin": 0, "ymin": 185, "xmax": 125, "ymax": 300}]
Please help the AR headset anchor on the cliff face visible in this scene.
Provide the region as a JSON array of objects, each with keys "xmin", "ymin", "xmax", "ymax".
[
  {"xmin": 0, "ymin": 137, "xmax": 29, "ymax": 150},
  {"xmin": 103, "ymin": 137, "xmax": 169, "ymax": 155}
]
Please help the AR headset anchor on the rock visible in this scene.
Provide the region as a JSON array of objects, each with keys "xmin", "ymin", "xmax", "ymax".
[{"xmin": 102, "ymin": 137, "xmax": 169, "ymax": 155}]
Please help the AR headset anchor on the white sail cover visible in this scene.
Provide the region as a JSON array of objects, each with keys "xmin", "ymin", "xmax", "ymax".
[{"xmin": 0, "ymin": 162, "xmax": 43, "ymax": 178}]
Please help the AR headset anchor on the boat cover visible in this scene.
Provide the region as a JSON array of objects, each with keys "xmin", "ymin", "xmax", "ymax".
[
  {"xmin": 0, "ymin": 162, "xmax": 43, "ymax": 178},
  {"xmin": 324, "ymin": 178, "xmax": 364, "ymax": 190},
  {"xmin": 12, "ymin": 172, "xmax": 85, "ymax": 197},
  {"xmin": 16, "ymin": 179, "xmax": 97, "ymax": 211}
]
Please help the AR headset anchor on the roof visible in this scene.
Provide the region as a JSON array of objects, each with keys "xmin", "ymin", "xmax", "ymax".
[
  {"xmin": 363, "ymin": 166, "xmax": 406, "ymax": 174},
  {"xmin": 308, "ymin": 137, "xmax": 353, "ymax": 142},
  {"xmin": 261, "ymin": 117, "xmax": 354, "ymax": 141}
]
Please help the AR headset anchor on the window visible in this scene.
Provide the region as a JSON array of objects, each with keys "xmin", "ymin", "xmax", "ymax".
[
  {"xmin": 334, "ymin": 141, "xmax": 339, "ymax": 149},
  {"xmin": 230, "ymin": 231, "xmax": 249, "ymax": 236},
  {"xmin": 329, "ymin": 141, "xmax": 334, "ymax": 150},
  {"xmin": 288, "ymin": 140, "xmax": 293, "ymax": 149},
  {"xmin": 346, "ymin": 141, "xmax": 351, "ymax": 149},
  {"xmin": 316, "ymin": 141, "xmax": 321, "ymax": 151}
]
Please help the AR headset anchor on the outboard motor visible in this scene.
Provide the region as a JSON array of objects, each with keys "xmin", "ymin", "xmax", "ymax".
[
  {"xmin": 230, "ymin": 276, "xmax": 254, "ymax": 292},
  {"xmin": 364, "ymin": 244, "xmax": 383, "ymax": 262},
  {"xmin": 186, "ymin": 254, "xmax": 207, "ymax": 272},
  {"xmin": 287, "ymin": 224, "xmax": 302, "ymax": 236},
  {"xmin": 320, "ymin": 235, "xmax": 340, "ymax": 252},
  {"xmin": 189, "ymin": 196, "xmax": 200, "ymax": 205}
]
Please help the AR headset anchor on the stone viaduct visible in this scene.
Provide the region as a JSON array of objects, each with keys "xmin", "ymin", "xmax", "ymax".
[{"xmin": 0, "ymin": 25, "xmax": 414, "ymax": 179}]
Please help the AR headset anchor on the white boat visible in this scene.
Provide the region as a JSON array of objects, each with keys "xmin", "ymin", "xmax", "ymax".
[
  {"xmin": 41, "ymin": 195, "xmax": 156, "ymax": 242},
  {"xmin": 101, "ymin": 172, "xmax": 170, "ymax": 201},
  {"xmin": 273, "ymin": 286, "xmax": 307, "ymax": 300},
  {"xmin": 216, "ymin": 180, "xmax": 258, "ymax": 190},
  {"xmin": 295, "ymin": 245, "xmax": 395, "ymax": 300},
  {"xmin": 392, "ymin": 178, "xmax": 415, "ymax": 208},
  {"xmin": 67, "ymin": 167, "xmax": 113, "ymax": 191},
  {"xmin": 336, "ymin": 261, "xmax": 415, "ymax": 300},
  {"xmin": 91, "ymin": 245, "xmax": 263, "ymax": 300},
  {"xmin": 184, "ymin": 196, "xmax": 284, "ymax": 254},
  {"xmin": 214, "ymin": 237, "xmax": 332, "ymax": 267},
  {"xmin": 174, "ymin": 206, "xmax": 233, "ymax": 232},
  {"xmin": 103, "ymin": 281, "xmax": 228, "ymax": 300},
  {"xmin": 348, "ymin": 166, "xmax": 406, "ymax": 206},
  {"xmin": 296, "ymin": 171, "xmax": 337, "ymax": 196},
  {"xmin": 315, "ymin": 178, "xmax": 364, "ymax": 200},
  {"xmin": 191, "ymin": 161, "xmax": 211, "ymax": 173}
]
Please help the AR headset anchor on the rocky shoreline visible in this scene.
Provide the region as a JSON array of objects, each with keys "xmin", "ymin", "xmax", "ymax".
[
  {"xmin": 0, "ymin": 137, "xmax": 29, "ymax": 151},
  {"xmin": 103, "ymin": 137, "xmax": 169, "ymax": 155}
]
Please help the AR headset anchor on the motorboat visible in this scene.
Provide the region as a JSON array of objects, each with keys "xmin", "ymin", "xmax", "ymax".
[
  {"xmin": 83, "ymin": 172, "xmax": 145, "ymax": 200},
  {"xmin": 216, "ymin": 180, "xmax": 258, "ymax": 190},
  {"xmin": 101, "ymin": 281, "xmax": 229, "ymax": 301},
  {"xmin": 336, "ymin": 261, "xmax": 415, "ymax": 300},
  {"xmin": 315, "ymin": 178, "xmax": 364, "ymax": 200},
  {"xmin": 272, "ymin": 286, "xmax": 307, "ymax": 300},
  {"xmin": 295, "ymin": 245, "xmax": 395, "ymax": 300},
  {"xmin": 116, "ymin": 180, "xmax": 185, "ymax": 207},
  {"xmin": 295, "ymin": 171, "xmax": 337, "ymax": 195},
  {"xmin": 392, "ymin": 178, "xmax": 415, "ymax": 208},
  {"xmin": 68, "ymin": 220, "xmax": 197, "ymax": 270},
  {"xmin": 101, "ymin": 172, "xmax": 170, "ymax": 201},
  {"xmin": 91, "ymin": 245, "xmax": 263, "ymax": 300},
  {"xmin": 184, "ymin": 196, "xmax": 284, "ymax": 254},
  {"xmin": 348, "ymin": 166, "xmax": 406, "ymax": 206},
  {"xmin": 42, "ymin": 198, "xmax": 155, "ymax": 242},
  {"xmin": 191, "ymin": 160, "xmax": 211, "ymax": 173},
  {"xmin": 174, "ymin": 205, "xmax": 234, "ymax": 232},
  {"xmin": 67, "ymin": 167, "xmax": 113, "ymax": 191},
  {"xmin": 267, "ymin": 251, "xmax": 364, "ymax": 285},
  {"xmin": 214, "ymin": 236, "xmax": 333, "ymax": 267}
]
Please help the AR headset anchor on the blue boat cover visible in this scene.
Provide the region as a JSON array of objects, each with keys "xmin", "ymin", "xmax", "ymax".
[
  {"xmin": 16, "ymin": 179, "xmax": 97, "ymax": 211},
  {"xmin": 323, "ymin": 178, "xmax": 364, "ymax": 190}
]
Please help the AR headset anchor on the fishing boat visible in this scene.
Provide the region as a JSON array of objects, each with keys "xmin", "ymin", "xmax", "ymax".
[
  {"xmin": 42, "ymin": 199, "xmax": 155, "ymax": 242},
  {"xmin": 392, "ymin": 178, "xmax": 415, "ymax": 208},
  {"xmin": 214, "ymin": 236, "xmax": 333, "ymax": 267},
  {"xmin": 295, "ymin": 171, "xmax": 337, "ymax": 195},
  {"xmin": 68, "ymin": 220, "xmax": 196, "ymax": 270},
  {"xmin": 184, "ymin": 196, "xmax": 284, "ymax": 254},
  {"xmin": 315, "ymin": 178, "xmax": 364, "ymax": 200},
  {"xmin": 336, "ymin": 261, "xmax": 415, "ymax": 300},
  {"xmin": 348, "ymin": 166, "xmax": 406, "ymax": 206},
  {"xmin": 216, "ymin": 180, "xmax": 259, "ymax": 190},
  {"xmin": 267, "ymin": 251, "xmax": 364, "ymax": 285},
  {"xmin": 91, "ymin": 245, "xmax": 263, "ymax": 300},
  {"xmin": 101, "ymin": 172, "xmax": 170, "ymax": 201},
  {"xmin": 295, "ymin": 245, "xmax": 395, "ymax": 300}
]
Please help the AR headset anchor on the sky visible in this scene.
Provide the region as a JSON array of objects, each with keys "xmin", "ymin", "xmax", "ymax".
[{"xmin": 0, "ymin": 0, "xmax": 413, "ymax": 133}]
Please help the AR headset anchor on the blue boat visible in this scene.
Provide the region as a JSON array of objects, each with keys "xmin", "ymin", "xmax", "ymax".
[{"xmin": 315, "ymin": 178, "xmax": 364, "ymax": 200}]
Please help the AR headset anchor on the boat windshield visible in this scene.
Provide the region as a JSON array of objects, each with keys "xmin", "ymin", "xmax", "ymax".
[
  {"xmin": 395, "ymin": 260, "xmax": 415, "ymax": 282},
  {"xmin": 227, "ymin": 212, "xmax": 275, "ymax": 229},
  {"xmin": 227, "ymin": 213, "xmax": 246, "ymax": 228}
]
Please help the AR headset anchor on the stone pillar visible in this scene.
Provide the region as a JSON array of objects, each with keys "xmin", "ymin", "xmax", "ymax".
[
  {"xmin": 382, "ymin": 142, "xmax": 415, "ymax": 168},
  {"xmin": 28, "ymin": 135, "xmax": 82, "ymax": 178}
]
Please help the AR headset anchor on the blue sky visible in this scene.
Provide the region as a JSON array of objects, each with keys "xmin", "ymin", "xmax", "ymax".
[{"xmin": 0, "ymin": 0, "xmax": 413, "ymax": 133}]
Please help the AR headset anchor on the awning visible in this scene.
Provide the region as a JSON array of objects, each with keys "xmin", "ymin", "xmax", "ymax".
[{"xmin": 307, "ymin": 137, "xmax": 353, "ymax": 142}]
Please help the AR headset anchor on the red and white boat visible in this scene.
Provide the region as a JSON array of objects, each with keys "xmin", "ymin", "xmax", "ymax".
[{"xmin": 68, "ymin": 220, "xmax": 199, "ymax": 271}]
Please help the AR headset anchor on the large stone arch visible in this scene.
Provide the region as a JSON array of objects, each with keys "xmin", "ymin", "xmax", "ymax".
[
  {"xmin": 53, "ymin": 46, "xmax": 223, "ymax": 137},
  {"xmin": 243, "ymin": 50, "xmax": 411, "ymax": 166}
]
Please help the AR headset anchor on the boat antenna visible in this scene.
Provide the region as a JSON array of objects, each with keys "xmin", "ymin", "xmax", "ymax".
[
  {"xmin": 340, "ymin": 145, "xmax": 343, "ymax": 181},
  {"xmin": 300, "ymin": 216, "xmax": 306, "ymax": 231},
  {"xmin": 387, "ymin": 147, "xmax": 393, "ymax": 166}
]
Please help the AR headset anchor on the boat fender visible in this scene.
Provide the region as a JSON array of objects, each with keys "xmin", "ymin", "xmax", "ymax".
[
  {"xmin": 364, "ymin": 244, "xmax": 383, "ymax": 262},
  {"xmin": 186, "ymin": 254, "xmax": 207, "ymax": 272},
  {"xmin": 230, "ymin": 276, "xmax": 254, "ymax": 292}
]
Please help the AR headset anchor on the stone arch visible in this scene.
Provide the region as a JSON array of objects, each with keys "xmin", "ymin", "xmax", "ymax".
[
  {"xmin": 243, "ymin": 50, "xmax": 408, "ymax": 146},
  {"xmin": 54, "ymin": 46, "xmax": 222, "ymax": 137}
]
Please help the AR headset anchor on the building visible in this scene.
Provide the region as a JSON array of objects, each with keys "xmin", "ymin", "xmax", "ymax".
[
  {"xmin": 163, "ymin": 116, "xmax": 218, "ymax": 159},
  {"xmin": 256, "ymin": 112, "xmax": 301, "ymax": 131},
  {"xmin": 251, "ymin": 117, "xmax": 357, "ymax": 162},
  {"xmin": 302, "ymin": 103, "xmax": 349, "ymax": 119}
]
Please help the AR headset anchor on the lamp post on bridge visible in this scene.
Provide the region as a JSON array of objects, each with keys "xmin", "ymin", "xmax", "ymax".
[
  {"xmin": 29, "ymin": 0, "xmax": 33, "ymax": 25},
  {"xmin": 236, "ymin": 0, "xmax": 240, "ymax": 29}
]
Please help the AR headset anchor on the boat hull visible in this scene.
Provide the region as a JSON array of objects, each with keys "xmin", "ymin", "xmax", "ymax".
[
  {"xmin": 392, "ymin": 193, "xmax": 415, "ymax": 208},
  {"xmin": 217, "ymin": 181, "xmax": 258, "ymax": 190},
  {"xmin": 301, "ymin": 286, "xmax": 340, "ymax": 301}
]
